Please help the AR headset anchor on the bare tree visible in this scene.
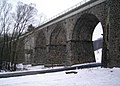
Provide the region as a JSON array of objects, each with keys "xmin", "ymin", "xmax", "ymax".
[
  {"xmin": 0, "ymin": 1, "xmax": 38, "ymax": 71},
  {"xmin": 9, "ymin": 2, "xmax": 38, "ymax": 70},
  {"xmin": 36, "ymin": 13, "xmax": 47, "ymax": 26},
  {"xmin": 0, "ymin": 0, "xmax": 12, "ymax": 70}
]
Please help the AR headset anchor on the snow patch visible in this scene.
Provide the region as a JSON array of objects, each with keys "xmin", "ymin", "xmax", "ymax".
[{"xmin": 0, "ymin": 67, "xmax": 120, "ymax": 86}]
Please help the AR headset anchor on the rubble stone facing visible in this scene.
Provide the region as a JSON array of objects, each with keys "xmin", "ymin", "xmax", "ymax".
[{"xmin": 18, "ymin": 0, "xmax": 120, "ymax": 67}]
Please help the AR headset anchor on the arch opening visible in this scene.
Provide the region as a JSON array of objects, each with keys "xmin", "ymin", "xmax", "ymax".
[
  {"xmin": 72, "ymin": 13, "xmax": 103, "ymax": 64},
  {"xmin": 92, "ymin": 22, "xmax": 103, "ymax": 63}
]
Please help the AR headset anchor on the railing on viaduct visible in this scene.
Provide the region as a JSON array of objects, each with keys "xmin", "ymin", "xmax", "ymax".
[
  {"xmin": 40, "ymin": 0, "xmax": 91, "ymax": 25},
  {"xmin": 39, "ymin": 0, "xmax": 103, "ymax": 51}
]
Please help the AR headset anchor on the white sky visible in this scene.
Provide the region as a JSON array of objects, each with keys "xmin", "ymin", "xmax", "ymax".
[
  {"xmin": 92, "ymin": 22, "xmax": 103, "ymax": 41},
  {"xmin": 8, "ymin": 0, "xmax": 82, "ymax": 19}
]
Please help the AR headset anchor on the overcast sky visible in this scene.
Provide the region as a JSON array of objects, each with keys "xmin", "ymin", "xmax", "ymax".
[{"xmin": 8, "ymin": 0, "xmax": 83, "ymax": 19}]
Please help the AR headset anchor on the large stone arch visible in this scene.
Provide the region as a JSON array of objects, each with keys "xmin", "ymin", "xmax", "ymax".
[
  {"xmin": 48, "ymin": 23, "xmax": 67, "ymax": 65},
  {"xmin": 70, "ymin": 13, "xmax": 103, "ymax": 64},
  {"xmin": 50, "ymin": 24, "xmax": 66, "ymax": 45},
  {"xmin": 34, "ymin": 30, "xmax": 46, "ymax": 65}
]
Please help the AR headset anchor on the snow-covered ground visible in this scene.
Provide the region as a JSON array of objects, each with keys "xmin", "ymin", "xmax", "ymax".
[
  {"xmin": 94, "ymin": 48, "xmax": 102, "ymax": 63},
  {"xmin": 0, "ymin": 67, "xmax": 120, "ymax": 86}
]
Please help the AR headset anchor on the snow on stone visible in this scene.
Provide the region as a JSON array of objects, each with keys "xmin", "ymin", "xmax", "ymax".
[{"xmin": 0, "ymin": 67, "xmax": 120, "ymax": 86}]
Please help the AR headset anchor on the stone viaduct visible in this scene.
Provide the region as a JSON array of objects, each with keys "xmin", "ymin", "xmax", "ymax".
[{"xmin": 18, "ymin": 0, "xmax": 120, "ymax": 68}]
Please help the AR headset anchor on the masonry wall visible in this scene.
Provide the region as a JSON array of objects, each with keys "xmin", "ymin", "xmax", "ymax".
[
  {"xmin": 17, "ymin": 37, "xmax": 25, "ymax": 64},
  {"xmin": 21, "ymin": 0, "xmax": 108, "ymax": 66},
  {"xmin": 17, "ymin": 0, "xmax": 120, "ymax": 68},
  {"xmin": 107, "ymin": 0, "xmax": 120, "ymax": 67}
]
